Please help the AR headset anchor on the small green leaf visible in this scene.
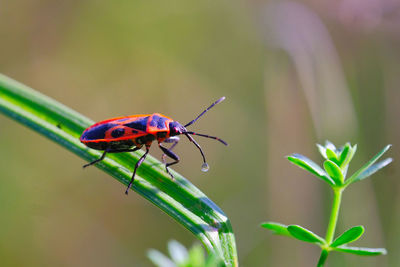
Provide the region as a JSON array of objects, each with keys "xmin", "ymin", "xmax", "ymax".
[
  {"xmin": 338, "ymin": 143, "xmax": 350, "ymax": 167},
  {"xmin": 324, "ymin": 160, "xmax": 344, "ymax": 185},
  {"xmin": 331, "ymin": 226, "xmax": 364, "ymax": 247},
  {"xmin": 287, "ymin": 225, "xmax": 326, "ymax": 245},
  {"xmin": 345, "ymin": 144, "xmax": 357, "ymax": 166},
  {"xmin": 352, "ymin": 158, "xmax": 393, "ymax": 183},
  {"xmin": 326, "ymin": 148, "xmax": 339, "ymax": 163},
  {"xmin": 342, "ymin": 144, "xmax": 357, "ymax": 177},
  {"xmin": 345, "ymin": 145, "xmax": 392, "ymax": 185},
  {"xmin": 333, "ymin": 246, "xmax": 387, "ymax": 256},
  {"xmin": 325, "ymin": 140, "xmax": 336, "ymax": 151},
  {"xmin": 336, "ymin": 145, "xmax": 344, "ymax": 154},
  {"xmin": 317, "ymin": 144, "xmax": 327, "ymax": 159},
  {"xmin": 261, "ymin": 222, "xmax": 291, "ymax": 237},
  {"xmin": 287, "ymin": 154, "xmax": 335, "ymax": 186}
]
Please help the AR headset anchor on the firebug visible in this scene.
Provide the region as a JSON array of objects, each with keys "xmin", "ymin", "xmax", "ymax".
[{"xmin": 80, "ymin": 97, "xmax": 227, "ymax": 194}]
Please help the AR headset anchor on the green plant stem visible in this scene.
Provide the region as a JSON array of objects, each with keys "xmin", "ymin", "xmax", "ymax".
[
  {"xmin": 317, "ymin": 250, "xmax": 328, "ymax": 267},
  {"xmin": 326, "ymin": 188, "xmax": 343, "ymax": 243},
  {"xmin": 318, "ymin": 187, "xmax": 343, "ymax": 266}
]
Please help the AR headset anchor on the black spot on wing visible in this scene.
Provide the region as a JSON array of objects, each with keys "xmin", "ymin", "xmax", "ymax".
[
  {"xmin": 149, "ymin": 115, "xmax": 167, "ymax": 129},
  {"xmin": 111, "ymin": 128, "xmax": 125, "ymax": 138},
  {"xmin": 124, "ymin": 117, "xmax": 149, "ymax": 132},
  {"xmin": 82, "ymin": 124, "xmax": 114, "ymax": 141}
]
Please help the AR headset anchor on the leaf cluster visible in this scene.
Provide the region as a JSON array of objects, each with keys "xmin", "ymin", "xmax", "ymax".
[
  {"xmin": 262, "ymin": 141, "xmax": 391, "ymax": 265},
  {"xmin": 261, "ymin": 222, "xmax": 386, "ymax": 256},
  {"xmin": 287, "ymin": 141, "xmax": 392, "ymax": 188}
]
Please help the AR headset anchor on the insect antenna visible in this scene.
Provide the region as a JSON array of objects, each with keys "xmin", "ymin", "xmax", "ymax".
[
  {"xmin": 184, "ymin": 131, "xmax": 228, "ymax": 146},
  {"xmin": 184, "ymin": 133, "xmax": 210, "ymax": 172},
  {"xmin": 184, "ymin": 96, "xmax": 225, "ymax": 127}
]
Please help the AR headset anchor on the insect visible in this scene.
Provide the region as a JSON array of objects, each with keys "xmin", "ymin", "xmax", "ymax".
[{"xmin": 80, "ymin": 97, "xmax": 227, "ymax": 194}]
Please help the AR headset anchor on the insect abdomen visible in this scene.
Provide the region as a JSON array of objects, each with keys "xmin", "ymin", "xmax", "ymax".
[
  {"xmin": 84, "ymin": 139, "xmax": 136, "ymax": 150},
  {"xmin": 135, "ymin": 134, "xmax": 156, "ymax": 145}
]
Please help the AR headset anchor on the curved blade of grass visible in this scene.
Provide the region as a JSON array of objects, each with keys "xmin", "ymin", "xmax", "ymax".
[{"xmin": 0, "ymin": 74, "xmax": 237, "ymax": 266}]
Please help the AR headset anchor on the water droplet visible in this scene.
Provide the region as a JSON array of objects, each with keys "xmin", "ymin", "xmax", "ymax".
[{"xmin": 201, "ymin": 163, "xmax": 209, "ymax": 172}]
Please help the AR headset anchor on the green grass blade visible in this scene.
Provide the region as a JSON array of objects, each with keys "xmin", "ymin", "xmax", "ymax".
[{"xmin": 0, "ymin": 74, "xmax": 237, "ymax": 266}]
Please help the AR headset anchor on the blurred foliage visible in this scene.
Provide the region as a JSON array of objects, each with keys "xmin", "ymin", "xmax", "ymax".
[
  {"xmin": 148, "ymin": 240, "xmax": 223, "ymax": 267},
  {"xmin": 0, "ymin": 0, "xmax": 399, "ymax": 266},
  {"xmin": 263, "ymin": 142, "xmax": 391, "ymax": 266}
]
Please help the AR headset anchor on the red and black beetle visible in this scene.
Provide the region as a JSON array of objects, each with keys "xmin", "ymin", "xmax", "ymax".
[{"xmin": 80, "ymin": 97, "xmax": 227, "ymax": 194}]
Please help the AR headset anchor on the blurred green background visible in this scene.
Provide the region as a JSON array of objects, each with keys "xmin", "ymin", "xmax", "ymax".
[{"xmin": 1, "ymin": 0, "xmax": 399, "ymax": 266}]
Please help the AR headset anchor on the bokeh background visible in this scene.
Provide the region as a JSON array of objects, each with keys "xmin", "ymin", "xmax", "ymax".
[{"xmin": 1, "ymin": 0, "xmax": 399, "ymax": 266}]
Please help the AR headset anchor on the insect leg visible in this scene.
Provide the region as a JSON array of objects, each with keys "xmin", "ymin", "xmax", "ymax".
[
  {"xmin": 83, "ymin": 150, "xmax": 108, "ymax": 168},
  {"xmin": 159, "ymin": 142, "xmax": 180, "ymax": 179},
  {"xmin": 161, "ymin": 137, "xmax": 179, "ymax": 164},
  {"xmin": 125, "ymin": 146, "xmax": 150, "ymax": 195},
  {"xmin": 83, "ymin": 147, "xmax": 141, "ymax": 168}
]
